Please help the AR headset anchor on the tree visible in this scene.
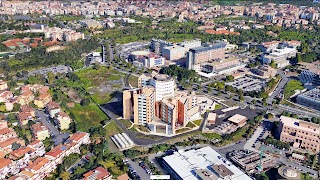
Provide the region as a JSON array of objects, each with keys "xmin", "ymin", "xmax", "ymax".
[
  {"xmin": 226, "ymin": 75, "xmax": 234, "ymax": 82},
  {"xmin": 80, "ymin": 98, "xmax": 91, "ymax": 106},
  {"xmin": 239, "ymin": 94, "xmax": 244, "ymax": 102},
  {"xmin": 47, "ymin": 72, "xmax": 56, "ymax": 84},
  {"xmin": 267, "ymin": 113, "xmax": 274, "ymax": 119},
  {"xmin": 296, "ymin": 53, "xmax": 302, "ymax": 63}
]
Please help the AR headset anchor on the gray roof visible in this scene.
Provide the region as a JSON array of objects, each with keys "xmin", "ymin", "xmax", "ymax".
[{"xmin": 190, "ymin": 43, "xmax": 226, "ymax": 53}]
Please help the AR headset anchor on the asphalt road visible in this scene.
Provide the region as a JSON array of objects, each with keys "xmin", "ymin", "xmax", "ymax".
[
  {"xmin": 36, "ymin": 110, "xmax": 69, "ymax": 145},
  {"xmin": 267, "ymin": 70, "xmax": 288, "ymax": 103}
]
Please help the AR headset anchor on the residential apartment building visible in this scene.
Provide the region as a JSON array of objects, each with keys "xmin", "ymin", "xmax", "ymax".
[
  {"xmin": 31, "ymin": 123, "xmax": 50, "ymax": 141},
  {"xmin": 83, "ymin": 167, "xmax": 112, "ymax": 180},
  {"xmin": 46, "ymin": 101, "xmax": 61, "ymax": 118},
  {"xmin": 122, "ymin": 88, "xmax": 140, "ymax": 120},
  {"xmin": 0, "ymin": 80, "xmax": 8, "ymax": 91},
  {"xmin": 138, "ymin": 72, "xmax": 175, "ymax": 102},
  {"xmin": 133, "ymin": 86, "xmax": 155, "ymax": 125},
  {"xmin": 34, "ymin": 93, "xmax": 51, "ymax": 109},
  {"xmin": 0, "ymin": 158, "xmax": 12, "ymax": 179},
  {"xmin": 55, "ymin": 111, "xmax": 72, "ymax": 130},
  {"xmin": 296, "ymin": 88, "xmax": 320, "ymax": 111},
  {"xmin": 279, "ymin": 116, "xmax": 320, "ymax": 153},
  {"xmin": 0, "ymin": 128, "xmax": 17, "ymax": 142}
]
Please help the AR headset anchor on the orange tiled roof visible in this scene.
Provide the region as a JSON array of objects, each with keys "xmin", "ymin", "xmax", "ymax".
[
  {"xmin": 0, "ymin": 128, "xmax": 11, "ymax": 135},
  {"xmin": 0, "ymin": 158, "xmax": 11, "ymax": 169},
  {"xmin": 10, "ymin": 146, "xmax": 33, "ymax": 160},
  {"xmin": 68, "ymin": 132, "xmax": 87, "ymax": 142},
  {"xmin": 45, "ymin": 144, "xmax": 66, "ymax": 158},
  {"xmin": 0, "ymin": 137, "xmax": 19, "ymax": 148},
  {"xmin": 26, "ymin": 157, "xmax": 49, "ymax": 171}
]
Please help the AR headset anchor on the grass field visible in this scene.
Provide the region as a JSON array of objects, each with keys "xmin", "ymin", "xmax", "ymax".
[
  {"xmin": 186, "ymin": 122, "xmax": 196, "ymax": 128},
  {"xmin": 91, "ymin": 92, "xmax": 112, "ymax": 104},
  {"xmin": 128, "ymin": 75, "xmax": 138, "ymax": 88},
  {"xmin": 176, "ymin": 128, "xmax": 190, "ymax": 134},
  {"xmin": 119, "ymin": 119, "xmax": 133, "ymax": 129},
  {"xmin": 193, "ymin": 119, "xmax": 202, "ymax": 126},
  {"xmin": 201, "ymin": 133, "xmax": 222, "ymax": 140},
  {"xmin": 75, "ymin": 66, "xmax": 124, "ymax": 89},
  {"xmin": 70, "ymin": 103, "xmax": 109, "ymax": 132},
  {"xmin": 104, "ymin": 120, "xmax": 124, "ymax": 152},
  {"xmin": 104, "ymin": 120, "xmax": 123, "ymax": 137}
]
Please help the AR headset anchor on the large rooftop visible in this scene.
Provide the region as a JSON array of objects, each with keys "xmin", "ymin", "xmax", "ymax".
[
  {"xmin": 280, "ymin": 116, "xmax": 320, "ymax": 134},
  {"xmin": 162, "ymin": 146, "xmax": 251, "ymax": 180},
  {"xmin": 297, "ymin": 88, "xmax": 320, "ymax": 101},
  {"xmin": 190, "ymin": 42, "xmax": 226, "ymax": 53}
]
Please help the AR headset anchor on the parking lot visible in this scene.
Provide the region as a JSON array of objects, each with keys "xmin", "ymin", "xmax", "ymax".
[
  {"xmin": 226, "ymin": 76, "xmax": 265, "ymax": 92},
  {"xmin": 28, "ymin": 65, "xmax": 71, "ymax": 77},
  {"xmin": 125, "ymin": 159, "xmax": 150, "ymax": 180},
  {"xmin": 244, "ymin": 120, "xmax": 272, "ymax": 151}
]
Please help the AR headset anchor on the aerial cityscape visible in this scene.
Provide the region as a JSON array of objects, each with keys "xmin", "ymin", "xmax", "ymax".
[{"xmin": 0, "ymin": 0, "xmax": 320, "ymax": 180}]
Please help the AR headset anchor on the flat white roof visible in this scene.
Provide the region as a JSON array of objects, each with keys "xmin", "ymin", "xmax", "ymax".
[
  {"xmin": 228, "ymin": 114, "xmax": 247, "ymax": 124},
  {"xmin": 280, "ymin": 116, "xmax": 320, "ymax": 134},
  {"xmin": 207, "ymin": 113, "xmax": 217, "ymax": 120},
  {"xmin": 162, "ymin": 146, "xmax": 252, "ymax": 180}
]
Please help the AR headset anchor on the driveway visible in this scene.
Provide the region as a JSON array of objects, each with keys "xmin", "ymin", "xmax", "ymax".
[{"xmin": 36, "ymin": 110, "xmax": 69, "ymax": 145}]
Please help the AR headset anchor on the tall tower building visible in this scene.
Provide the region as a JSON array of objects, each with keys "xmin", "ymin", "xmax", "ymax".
[{"xmin": 133, "ymin": 86, "xmax": 155, "ymax": 125}]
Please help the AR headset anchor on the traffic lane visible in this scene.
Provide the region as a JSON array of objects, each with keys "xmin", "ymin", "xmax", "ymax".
[{"xmin": 126, "ymin": 159, "xmax": 150, "ymax": 180}]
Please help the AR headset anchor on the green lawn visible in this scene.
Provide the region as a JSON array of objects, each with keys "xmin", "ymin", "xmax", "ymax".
[
  {"xmin": 284, "ymin": 80, "xmax": 304, "ymax": 99},
  {"xmin": 176, "ymin": 128, "xmax": 190, "ymax": 134},
  {"xmin": 128, "ymin": 75, "xmax": 138, "ymax": 88},
  {"xmin": 119, "ymin": 119, "xmax": 133, "ymax": 129},
  {"xmin": 201, "ymin": 133, "xmax": 222, "ymax": 140},
  {"xmin": 70, "ymin": 103, "xmax": 109, "ymax": 132},
  {"xmin": 91, "ymin": 92, "xmax": 112, "ymax": 104},
  {"xmin": 104, "ymin": 120, "xmax": 123, "ymax": 137},
  {"xmin": 186, "ymin": 121, "xmax": 196, "ymax": 128},
  {"xmin": 75, "ymin": 66, "xmax": 124, "ymax": 89},
  {"xmin": 215, "ymin": 104, "xmax": 222, "ymax": 110},
  {"xmin": 193, "ymin": 119, "xmax": 202, "ymax": 126},
  {"xmin": 104, "ymin": 120, "xmax": 124, "ymax": 152}
]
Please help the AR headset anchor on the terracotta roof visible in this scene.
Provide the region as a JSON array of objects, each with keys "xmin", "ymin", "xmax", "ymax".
[
  {"xmin": 20, "ymin": 105, "xmax": 34, "ymax": 112},
  {"xmin": 68, "ymin": 132, "xmax": 87, "ymax": 142},
  {"xmin": 37, "ymin": 93, "xmax": 50, "ymax": 100},
  {"xmin": 28, "ymin": 140, "xmax": 41, "ymax": 146},
  {"xmin": 10, "ymin": 147, "xmax": 34, "ymax": 160},
  {"xmin": 31, "ymin": 123, "xmax": 48, "ymax": 132},
  {"xmin": 26, "ymin": 157, "xmax": 49, "ymax": 171},
  {"xmin": 83, "ymin": 167, "xmax": 111, "ymax": 180},
  {"xmin": 0, "ymin": 137, "xmax": 19, "ymax": 148},
  {"xmin": 0, "ymin": 158, "xmax": 11, "ymax": 169},
  {"xmin": 46, "ymin": 101, "xmax": 60, "ymax": 110},
  {"xmin": 17, "ymin": 112, "xmax": 33, "ymax": 121},
  {"xmin": 117, "ymin": 174, "xmax": 129, "ymax": 180},
  {"xmin": 0, "ymin": 128, "xmax": 11, "ymax": 135},
  {"xmin": 56, "ymin": 111, "xmax": 70, "ymax": 118},
  {"xmin": 45, "ymin": 144, "xmax": 66, "ymax": 158}
]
